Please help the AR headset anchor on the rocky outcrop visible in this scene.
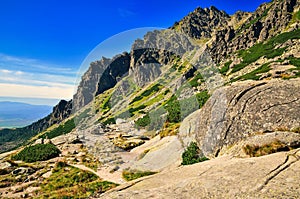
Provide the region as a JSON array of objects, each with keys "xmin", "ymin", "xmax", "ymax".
[
  {"xmin": 26, "ymin": 99, "xmax": 72, "ymax": 133},
  {"xmin": 209, "ymin": 0, "xmax": 300, "ymax": 62},
  {"xmin": 73, "ymin": 53, "xmax": 130, "ymax": 111},
  {"xmin": 95, "ymin": 52, "xmax": 131, "ymax": 96},
  {"xmin": 73, "ymin": 57, "xmax": 110, "ymax": 111},
  {"xmin": 180, "ymin": 79, "xmax": 300, "ymax": 157},
  {"xmin": 172, "ymin": 6, "xmax": 230, "ymax": 39}
]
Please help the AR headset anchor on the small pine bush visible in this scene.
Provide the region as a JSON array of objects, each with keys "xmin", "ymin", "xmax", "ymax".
[
  {"xmin": 12, "ymin": 144, "xmax": 61, "ymax": 163},
  {"xmin": 182, "ymin": 142, "xmax": 209, "ymax": 165}
]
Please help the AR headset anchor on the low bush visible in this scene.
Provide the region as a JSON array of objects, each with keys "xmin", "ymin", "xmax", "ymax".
[
  {"xmin": 135, "ymin": 114, "xmax": 151, "ymax": 127},
  {"xmin": 232, "ymin": 63, "xmax": 271, "ymax": 82},
  {"xmin": 182, "ymin": 142, "xmax": 209, "ymax": 165},
  {"xmin": 12, "ymin": 144, "xmax": 61, "ymax": 163},
  {"xmin": 219, "ymin": 60, "xmax": 232, "ymax": 75},
  {"xmin": 232, "ymin": 29, "xmax": 300, "ymax": 73}
]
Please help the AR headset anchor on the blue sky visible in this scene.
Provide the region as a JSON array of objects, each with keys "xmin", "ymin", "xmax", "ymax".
[{"xmin": 0, "ymin": 0, "xmax": 269, "ymax": 105}]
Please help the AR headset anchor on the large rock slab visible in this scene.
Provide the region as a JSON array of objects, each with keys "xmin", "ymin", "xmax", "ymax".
[
  {"xmin": 180, "ymin": 79, "xmax": 300, "ymax": 157},
  {"xmin": 99, "ymin": 149, "xmax": 300, "ymax": 198}
]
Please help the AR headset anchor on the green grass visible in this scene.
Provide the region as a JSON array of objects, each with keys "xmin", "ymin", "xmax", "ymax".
[
  {"xmin": 135, "ymin": 114, "xmax": 151, "ymax": 127},
  {"xmin": 285, "ymin": 56, "xmax": 300, "ymax": 79},
  {"xmin": 243, "ymin": 140, "xmax": 291, "ymax": 157},
  {"xmin": 189, "ymin": 73, "xmax": 204, "ymax": 87},
  {"xmin": 196, "ymin": 90, "xmax": 210, "ymax": 108},
  {"xmin": 288, "ymin": 56, "xmax": 300, "ymax": 67},
  {"xmin": 101, "ymin": 95, "xmax": 112, "ymax": 113},
  {"xmin": 75, "ymin": 108, "xmax": 91, "ymax": 125},
  {"xmin": 135, "ymin": 107, "xmax": 167, "ymax": 130},
  {"xmin": 102, "ymin": 117, "xmax": 116, "ymax": 125},
  {"xmin": 117, "ymin": 104, "xmax": 147, "ymax": 119},
  {"xmin": 232, "ymin": 29, "xmax": 300, "ymax": 73},
  {"xmin": 130, "ymin": 84, "xmax": 161, "ymax": 105},
  {"xmin": 39, "ymin": 118, "xmax": 75, "ymax": 139},
  {"xmin": 232, "ymin": 63, "xmax": 271, "ymax": 82},
  {"xmin": 297, "ymin": 10, "xmax": 300, "ymax": 20},
  {"xmin": 182, "ymin": 142, "xmax": 209, "ymax": 165},
  {"xmin": 122, "ymin": 169, "xmax": 157, "ymax": 181},
  {"xmin": 12, "ymin": 144, "xmax": 61, "ymax": 163},
  {"xmin": 219, "ymin": 60, "xmax": 232, "ymax": 75},
  {"xmin": 39, "ymin": 162, "xmax": 117, "ymax": 198}
]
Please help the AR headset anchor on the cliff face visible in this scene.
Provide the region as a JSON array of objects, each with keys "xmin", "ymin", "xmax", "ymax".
[
  {"xmin": 95, "ymin": 52, "xmax": 131, "ymax": 96},
  {"xmin": 73, "ymin": 57, "xmax": 110, "ymax": 112},
  {"xmin": 73, "ymin": 53, "xmax": 131, "ymax": 111}
]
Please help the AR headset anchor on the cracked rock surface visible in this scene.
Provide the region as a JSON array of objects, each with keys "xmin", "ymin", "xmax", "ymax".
[
  {"xmin": 99, "ymin": 149, "xmax": 300, "ymax": 199},
  {"xmin": 180, "ymin": 79, "xmax": 300, "ymax": 157}
]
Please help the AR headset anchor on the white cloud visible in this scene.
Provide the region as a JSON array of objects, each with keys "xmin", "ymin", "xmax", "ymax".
[
  {"xmin": 0, "ymin": 53, "xmax": 77, "ymax": 75},
  {"xmin": 15, "ymin": 71, "xmax": 24, "ymax": 75},
  {"xmin": 0, "ymin": 69, "xmax": 12, "ymax": 74},
  {"xmin": 0, "ymin": 83, "xmax": 74, "ymax": 99},
  {"xmin": 0, "ymin": 53, "xmax": 78, "ymax": 100}
]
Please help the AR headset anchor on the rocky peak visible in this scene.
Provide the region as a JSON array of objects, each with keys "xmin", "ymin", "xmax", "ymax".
[
  {"xmin": 172, "ymin": 6, "xmax": 230, "ymax": 39},
  {"xmin": 209, "ymin": 0, "xmax": 300, "ymax": 63}
]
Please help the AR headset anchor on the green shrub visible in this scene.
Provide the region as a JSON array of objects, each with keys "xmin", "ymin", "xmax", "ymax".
[
  {"xmin": 122, "ymin": 169, "xmax": 157, "ymax": 181},
  {"xmin": 40, "ymin": 119, "xmax": 75, "ymax": 139},
  {"xmin": 165, "ymin": 95, "xmax": 181, "ymax": 123},
  {"xmin": 232, "ymin": 29, "xmax": 300, "ymax": 73},
  {"xmin": 196, "ymin": 90, "xmax": 210, "ymax": 108},
  {"xmin": 219, "ymin": 60, "xmax": 232, "ymax": 75},
  {"xmin": 135, "ymin": 114, "xmax": 151, "ymax": 127},
  {"xmin": 165, "ymin": 91, "xmax": 210, "ymax": 123},
  {"xmin": 232, "ymin": 63, "xmax": 271, "ymax": 82},
  {"xmin": 12, "ymin": 144, "xmax": 61, "ymax": 163},
  {"xmin": 102, "ymin": 117, "xmax": 116, "ymax": 125},
  {"xmin": 189, "ymin": 73, "xmax": 204, "ymax": 87},
  {"xmin": 182, "ymin": 142, "xmax": 209, "ymax": 165},
  {"xmin": 130, "ymin": 84, "xmax": 161, "ymax": 104}
]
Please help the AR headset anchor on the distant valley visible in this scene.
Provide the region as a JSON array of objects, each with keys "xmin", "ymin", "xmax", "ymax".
[{"xmin": 0, "ymin": 101, "xmax": 52, "ymax": 128}]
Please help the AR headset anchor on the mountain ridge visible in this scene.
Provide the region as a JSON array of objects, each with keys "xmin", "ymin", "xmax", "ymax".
[
  {"xmin": 0, "ymin": 101, "xmax": 52, "ymax": 128},
  {"xmin": 0, "ymin": 0, "xmax": 299, "ymax": 197}
]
